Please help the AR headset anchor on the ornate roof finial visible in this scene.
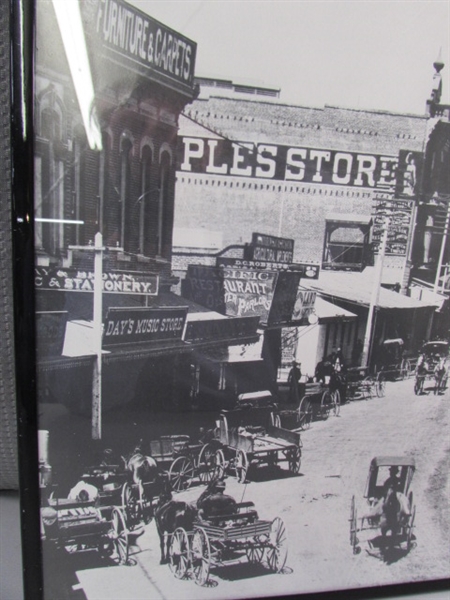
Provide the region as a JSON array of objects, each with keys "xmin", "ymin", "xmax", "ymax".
[
  {"xmin": 433, "ymin": 48, "xmax": 445, "ymax": 74},
  {"xmin": 428, "ymin": 48, "xmax": 444, "ymax": 111}
]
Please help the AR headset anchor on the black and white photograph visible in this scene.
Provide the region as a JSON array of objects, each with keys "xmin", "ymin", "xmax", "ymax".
[{"xmin": 19, "ymin": 0, "xmax": 450, "ymax": 598}]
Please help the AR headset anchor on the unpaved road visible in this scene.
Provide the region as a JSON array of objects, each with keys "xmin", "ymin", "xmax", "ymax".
[{"xmin": 48, "ymin": 379, "xmax": 450, "ymax": 600}]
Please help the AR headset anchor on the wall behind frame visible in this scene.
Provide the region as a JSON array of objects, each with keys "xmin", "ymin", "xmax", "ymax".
[{"xmin": 0, "ymin": 0, "xmax": 19, "ymax": 490}]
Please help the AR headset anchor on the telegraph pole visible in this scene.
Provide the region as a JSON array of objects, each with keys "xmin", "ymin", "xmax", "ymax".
[
  {"xmin": 92, "ymin": 232, "xmax": 104, "ymax": 440},
  {"xmin": 361, "ymin": 220, "xmax": 389, "ymax": 369}
]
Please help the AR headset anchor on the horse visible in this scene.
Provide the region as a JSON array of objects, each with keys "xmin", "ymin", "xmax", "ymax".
[
  {"xmin": 434, "ymin": 357, "xmax": 447, "ymax": 393},
  {"xmin": 378, "ymin": 486, "xmax": 411, "ymax": 549},
  {"xmin": 123, "ymin": 444, "xmax": 159, "ymax": 488},
  {"xmin": 154, "ymin": 478, "xmax": 197, "ymax": 564}
]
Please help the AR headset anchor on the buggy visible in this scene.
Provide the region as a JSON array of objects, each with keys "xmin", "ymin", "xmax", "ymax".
[
  {"xmin": 414, "ymin": 341, "xmax": 449, "ymax": 395},
  {"xmin": 377, "ymin": 339, "xmax": 412, "ymax": 381},
  {"xmin": 167, "ymin": 502, "xmax": 288, "ymax": 585},
  {"xmin": 349, "ymin": 456, "xmax": 416, "ymax": 557},
  {"xmin": 345, "ymin": 367, "xmax": 386, "ymax": 402}
]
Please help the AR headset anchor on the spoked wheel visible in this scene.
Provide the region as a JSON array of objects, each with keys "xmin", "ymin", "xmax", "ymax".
[
  {"xmin": 349, "ymin": 495, "xmax": 360, "ymax": 554},
  {"xmin": 192, "ymin": 527, "xmax": 211, "ymax": 586},
  {"xmin": 121, "ymin": 482, "xmax": 141, "ymax": 529},
  {"xmin": 168, "ymin": 456, "xmax": 195, "ymax": 492},
  {"xmin": 320, "ymin": 391, "xmax": 331, "ymax": 420},
  {"xmin": 168, "ymin": 527, "xmax": 190, "ymax": 579},
  {"xmin": 401, "ymin": 359, "xmax": 411, "ymax": 380},
  {"xmin": 406, "ymin": 505, "xmax": 416, "ymax": 551},
  {"xmin": 235, "ymin": 449, "xmax": 248, "ymax": 483},
  {"xmin": 331, "ymin": 389, "xmax": 341, "ymax": 416},
  {"xmin": 298, "ymin": 396, "xmax": 313, "ymax": 429},
  {"xmin": 376, "ymin": 374, "xmax": 386, "ymax": 398},
  {"xmin": 214, "ymin": 449, "xmax": 226, "ymax": 476},
  {"xmin": 246, "ymin": 537, "xmax": 265, "ymax": 564},
  {"xmin": 266, "ymin": 517, "xmax": 288, "ymax": 573},
  {"xmin": 111, "ymin": 507, "xmax": 129, "ymax": 565},
  {"xmin": 198, "ymin": 443, "xmax": 223, "ymax": 483},
  {"xmin": 286, "ymin": 446, "xmax": 301, "ymax": 474}
]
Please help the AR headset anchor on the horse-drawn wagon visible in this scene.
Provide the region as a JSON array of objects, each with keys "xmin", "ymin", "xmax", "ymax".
[
  {"xmin": 149, "ymin": 435, "xmax": 220, "ymax": 492},
  {"xmin": 414, "ymin": 341, "xmax": 448, "ymax": 395},
  {"xmin": 349, "ymin": 456, "xmax": 416, "ymax": 557},
  {"xmin": 211, "ymin": 405, "xmax": 302, "ymax": 482},
  {"xmin": 40, "ymin": 496, "xmax": 130, "ymax": 565},
  {"xmin": 345, "ymin": 367, "xmax": 386, "ymax": 402},
  {"xmin": 278, "ymin": 380, "xmax": 340, "ymax": 431},
  {"xmin": 166, "ymin": 481, "xmax": 288, "ymax": 585}
]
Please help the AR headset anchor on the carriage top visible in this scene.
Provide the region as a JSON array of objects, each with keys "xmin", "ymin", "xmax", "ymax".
[
  {"xmin": 365, "ymin": 456, "xmax": 416, "ymax": 499},
  {"xmin": 421, "ymin": 340, "xmax": 449, "ymax": 357}
]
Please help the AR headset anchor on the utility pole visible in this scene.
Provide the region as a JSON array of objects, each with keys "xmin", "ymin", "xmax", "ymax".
[
  {"xmin": 361, "ymin": 220, "xmax": 389, "ymax": 369},
  {"xmin": 92, "ymin": 232, "xmax": 104, "ymax": 440}
]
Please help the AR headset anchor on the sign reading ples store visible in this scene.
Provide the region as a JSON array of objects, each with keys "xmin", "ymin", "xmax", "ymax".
[
  {"xmin": 182, "ymin": 265, "xmax": 311, "ymax": 327},
  {"xmin": 86, "ymin": 0, "xmax": 197, "ymax": 91},
  {"xmin": 103, "ymin": 307, "xmax": 188, "ymax": 346},
  {"xmin": 178, "ymin": 137, "xmax": 402, "ymax": 189}
]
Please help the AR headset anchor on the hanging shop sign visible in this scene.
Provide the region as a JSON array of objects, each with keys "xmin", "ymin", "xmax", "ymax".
[
  {"xmin": 216, "ymin": 256, "xmax": 320, "ymax": 279},
  {"xmin": 35, "ymin": 268, "xmax": 159, "ymax": 295},
  {"xmin": 246, "ymin": 232, "xmax": 294, "ymax": 264},
  {"xmin": 184, "ymin": 315, "xmax": 260, "ymax": 344},
  {"xmin": 292, "ymin": 288, "xmax": 317, "ymax": 322},
  {"xmin": 178, "ymin": 137, "xmax": 410, "ymax": 190},
  {"xmin": 103, "ymin": 306, "xmax": 188, "ymax": 346},
  {"xmin": 81, "ymin": 0, "xmax": 197, "ymax": 95},
  {"xmin": 183, "ymin": 265, "xmax": 306, "ymax": 326}
]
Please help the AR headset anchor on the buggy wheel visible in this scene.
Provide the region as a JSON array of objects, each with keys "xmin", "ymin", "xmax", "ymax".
[
  {"xmin": 111, "ymin": 507, "xmax": 129, "ymax": 565},
  {"xmin": 168, "ymin": 527, "xmax": 190, "ymax": 579},
  {"xmin": 246, "ymin": 538, "xmax": 265, "ymax": 564},
  {"xmin": 286, "ymin": 446, "xmax": 301, "ymax": 474},
  {"xmin": 406, "ymin": 505, "xmax": 416, "ymax": 551},
  {"xmin": 271, "ymin": 412, "xmax": 281, "ymax": 428},
  {"xmin": 266, "ymin": 517, "xmax": 288, "ymax": 573},
  {"xmin": 168, "ymin": 456, "xmax": 195, "ymax": 492},
  {"xmin": 121, "ymin": 482, "xmax": 141, "ymax": 528},
  {"xmin": 401, "ymin": 359, "xmax": 411, "ymax": 380},
  {"xmin": 349, "ymin": 495, "xmax": 360, "ymax": 554},
  {"xmin": 214, "ymin": 449, "xmax": 226, "ymax": 476},
  {"xmin": 192, "ymin": 527, "xmax": 211, "ymax": 586},
  {"xmin": 331, "ymin": 389, "xmax": 341, "ymax": 416},
  {"xmin": 320, "ymin": 391, "xmax": 331, "ymax": 420},
  {"xmin": 298, "ymin": 396, "xmax": 313, "ymax": 429},
  {"xmin": 376, "ymin": 374, "xmax": 386, "ymax": 398},
  {"xmin": 198, "ymin": 443, "xmax": 223, "ymax": 483},
  {"xmin": 235, "ymin": 449, "xmax": 248, "ymax": 483}
]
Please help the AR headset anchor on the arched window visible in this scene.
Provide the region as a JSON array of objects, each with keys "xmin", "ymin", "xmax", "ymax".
[
  {"xmin": 119, "ymin": 136, "xmax": 132, "ymax": 251},
  {"xmin": 157, "ymin": 151, "xmax": 172, "ymax": 256},
  {"xmin": 35, "ymin": 91, "xmax": 65, "ymax": 255},
  {"xmin": 139, "ymin": 145, "xmax": 153, "ymax": 254}
]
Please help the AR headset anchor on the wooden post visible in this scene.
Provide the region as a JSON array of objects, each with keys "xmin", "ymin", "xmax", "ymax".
[{"xmin": 92, "ymin": 232, "xmax": 104, "ymax": 440}]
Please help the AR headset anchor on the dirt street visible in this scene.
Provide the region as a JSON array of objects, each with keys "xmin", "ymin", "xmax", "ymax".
[{"xmin": 50, "ymin": 379, "xmax": 449, "ymax": 600}]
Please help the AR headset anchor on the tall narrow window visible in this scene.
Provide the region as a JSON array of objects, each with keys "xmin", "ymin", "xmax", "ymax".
[
  {"xmin": 140, "ymin": 145, "xmax": 152, "ymax": 255},
  {"xmin": 157, "ymin": 151, "xmax": 171, "ymax": 256},
  {"xmin": 119, "ymin": 137, "xmax": 132, "ymax": 250}
]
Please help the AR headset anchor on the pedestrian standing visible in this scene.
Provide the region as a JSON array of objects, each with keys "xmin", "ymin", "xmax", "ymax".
[{"xmin": 288, "ymin": 360, "xmax": 302, "ymax": 404}]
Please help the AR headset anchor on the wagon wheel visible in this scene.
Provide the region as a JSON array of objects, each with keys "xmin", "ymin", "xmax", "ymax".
[
  {"xmin": 362, "ymin": 376, "xmax": 374, "ymax": 399},
  {"xmin": 286, "ymin": 446, "xmax": 301, "ymax": 474},
  {"xmin": 111, "ymin": 507, "xmax": 129, "ymax": 565},
  {"xmin": 406, "ymin": 505, "xmax": 416, "ymax": 551},
  {"xmin": 192, "ymin": 526, "xmax": 211, "ymax": 586},
  {"xmin": 331, "ymin": 389, "xmax": 341, "ymax": 416},
  {"xmin": 320, "ymin": 391, "xmax": 331, "ymax": 420},
  {"xmin": 270, "ymin": 412, "xmax": 281, "ymax": 428},
  {"xmin": 298, "ymin": 396, "xmax": 312, "ymax": 429},
  {"xmin": 349, "ymin": 495, "xmax": 360, "ymax": 554},
  {"xmin": 168, "ymin": 456, "xmax": 195, "ymax": 492},
  {"xmin": 235, "ymin": 449, "xmax": 248, "ymax": 483},
  {"xmin": 198, "ymin": 443, "xmax": 223, "ymax": 483},
  {"xmin": 121, "ymin": 482, "xmax": 141, "ymax": 528},
  {"xmin": 400, "ymin": 358, "xmax": 411, "ymax": 380},
  {"xmin": 246, "ymin": 536, "xmax": 265, "ymax": 564},
  {"xmin": 266, "ymin": 517, "xmax": 288, "ymax": 573},
  {"xmin": 168, "ymin": 527, "xmax": 190, "ymax": 579},
  {"xmin": 376, "ymin": 373, "xmax": 386, "ymax": 398}
]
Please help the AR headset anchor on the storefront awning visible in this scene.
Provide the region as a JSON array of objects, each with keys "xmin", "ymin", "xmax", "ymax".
[
  {"xmin": 310, "ymin": 270, "xmax": 443, "ymax": 310},
  {"xmin": 314, "ymin": 296, "xmax": 357, "ymax": 323}
]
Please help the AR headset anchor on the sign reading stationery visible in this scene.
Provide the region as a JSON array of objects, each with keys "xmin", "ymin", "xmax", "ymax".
[{"xmin": 103, "ymin": 306, "xmax": 188, "ymax": 346}]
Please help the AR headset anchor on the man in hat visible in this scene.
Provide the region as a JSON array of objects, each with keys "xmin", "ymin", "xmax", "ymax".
[{"xmin": 287, "ymin": 360, "xmax": 302, "ymax": 404}]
